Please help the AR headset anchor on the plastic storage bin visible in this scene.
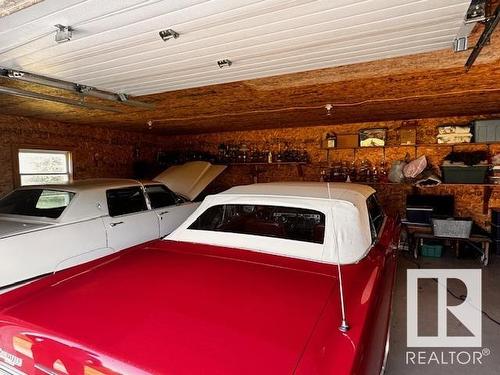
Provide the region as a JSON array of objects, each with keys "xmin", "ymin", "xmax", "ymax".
[
  {"xmin": 421, "ymin": 242, "xmax": 443, "ymax": 257},
  {"xmin": 432, "ymin": 218, "xmax": 472, "ymax": 238},
  {"xmin": 473, "ymin": 119, "xmax": 500, "ymax": 142},
  {"xmin": 441, "ymin": 165, "xmax": 488, "ymax": 183}
]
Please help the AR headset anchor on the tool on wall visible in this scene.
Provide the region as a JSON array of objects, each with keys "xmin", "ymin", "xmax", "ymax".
[{"xmin": 464, "ymin": 2, "xmax": 499, "ymax": 71}]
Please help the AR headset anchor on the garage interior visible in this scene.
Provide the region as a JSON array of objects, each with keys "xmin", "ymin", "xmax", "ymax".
[{"xmin": 1, "ymin": 0, "xmax": 500, "ymax": 374}]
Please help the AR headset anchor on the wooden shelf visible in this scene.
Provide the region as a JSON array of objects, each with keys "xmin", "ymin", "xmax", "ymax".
[
  {"xmin": 321, "ymin": 142, "xmax": 500, "ymax": 151},
  {"xmin": 368, "ymin": 182, "xmax": 500, "ymax": 187},
  {"xmin": 228, "ymin": 162, "xmax": 307, "ymax": 166}
]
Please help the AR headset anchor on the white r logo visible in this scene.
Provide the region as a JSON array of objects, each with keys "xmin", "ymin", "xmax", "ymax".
[{"xmin": 407, "ymin": 269, "xmax": 482, "ymax": 347}]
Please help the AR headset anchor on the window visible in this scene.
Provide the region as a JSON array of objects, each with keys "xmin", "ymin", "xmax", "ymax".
[
  {"xmin": 188, "ymin": 204, "xmax": 325, "ymax": 244},
  {"xmin": 0, "ymin": 189, "xmax": 74, "ymax": 218},
  {"xmin": 145, "ymin": 185, "xmax": 178, "ymax": 209},
  {"xmin": 106, "ymin": 187, "xmax": 148, "ymax": 217},
  {"xmin": 18, "ymin": 149, "xmax": 72, "ymax": 186},
  {"xmin": 367, "ymin": 194, "xmax": 385, "ymax": 241}
]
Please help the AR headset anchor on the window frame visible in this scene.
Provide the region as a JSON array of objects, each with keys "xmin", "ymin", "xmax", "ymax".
[
  {"xmin": 16, "ymin": 147, "xmax": 73, "ymax": 187},
  {"xmin": 106, "ymin": 186, "xmax": 149, "ymax": 218},
  {"xmin": 0, "ymin": 188, "xmax": 75, "ymax": 219},
  {"xmin": 144, "ymin": 184, "xmax": 182, "ymax": 209},
  {"xmin": 187, "ymin": 203, "xmax": 327, "ymax": 245},
  {"xmin": 367, "ymin": 194, "xmax": 386, "ymax": 243}
]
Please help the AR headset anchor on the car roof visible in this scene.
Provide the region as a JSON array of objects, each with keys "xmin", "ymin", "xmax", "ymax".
[
  {"xmin": 16, "ymin": 178, "xmax": 143, "ymax": 193},
  {"xmin": 220, "ymin": 182, "xmax": 375, "ymax": 203}
]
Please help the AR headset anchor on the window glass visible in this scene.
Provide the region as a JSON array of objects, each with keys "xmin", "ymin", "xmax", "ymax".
[
  {"xmin": 21, "ymin": 174, "xmax": 69, "ymax": 186},
  {"xmin": 106, "ymin": 187, "xmax": 147, "ymax": 217},
  {"xmin": 145, "ymin": 185, "xmax": 177, "ymax": 209},
  {"xmin": 18, "ymin": 149, "xmax": 72, "ymax": 186},
  {"xmin": 0, "ymin": 189, "xmax": 75, "ymax": 218},
  {"xmin": 188, "ymin": 204, "xmax": 325, "ymax": 244},
  {"xmin": 35, "ymin": 190, "xmax": 73, "ymax": 209},
  {"xmin": 367, "ymin": 194, "xmax": 384, "ymax": 240}
]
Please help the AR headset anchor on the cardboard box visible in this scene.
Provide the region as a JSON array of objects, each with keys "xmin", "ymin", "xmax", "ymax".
[{"xmin": 337, "ymin": 134, "xmax": 358, "ymax": 148}]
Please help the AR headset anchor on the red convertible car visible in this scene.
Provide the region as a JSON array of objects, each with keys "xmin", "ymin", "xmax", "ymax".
[{"xmin": 0, "ymin": 182, "xmax": 399, "ymax": 375}]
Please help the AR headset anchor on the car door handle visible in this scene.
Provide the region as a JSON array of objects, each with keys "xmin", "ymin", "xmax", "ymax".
[
  {"xmin": 110, "ymin": 221, "xmax": 124, "ymax": 227},
  {"xmin": 159, "ymin": 210, "xmax": 169, "ymax": 215}
]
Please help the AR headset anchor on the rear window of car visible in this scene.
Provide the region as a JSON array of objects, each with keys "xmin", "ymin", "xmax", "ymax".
[
  {"xmin": 106, "ymin": 186, "xmax": 148, "ymax": 217},
  {"xmin": 188, "ymin": 204, "xmax": 325, "ymax": 244},
  {"xmin": 0, "ymin": 189, "xmax": 74, "ymax": 219}
]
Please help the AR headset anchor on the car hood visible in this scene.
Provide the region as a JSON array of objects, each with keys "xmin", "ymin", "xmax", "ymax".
[
  {"xmin": 0, "ymin": 240, "xmax": 337, "ymax": 375},
  {"xmin": 0, "ymin": 217, "xmax": 51, "ymax": 239},
  {"xmin": 154, "ymin": 161, "xmax": 226, "ymax": 201}
]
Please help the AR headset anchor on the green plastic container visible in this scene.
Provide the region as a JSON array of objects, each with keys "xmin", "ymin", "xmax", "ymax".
[
  {"xmin": 421, "ymin": 243, "xmax": 443, "ymax": 257},
  {"xmin": 441, "ymin": 165, "xmax": 488, "ymax": 184}
]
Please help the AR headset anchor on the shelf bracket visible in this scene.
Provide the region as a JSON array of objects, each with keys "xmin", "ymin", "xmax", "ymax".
[{"xmin": 483, "ymin": 185, "xmax": 493, "ymax": 214}]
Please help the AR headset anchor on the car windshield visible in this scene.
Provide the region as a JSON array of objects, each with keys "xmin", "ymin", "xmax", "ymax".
[
  {"xmin": 0, "ymin": 189, "xmax": 75, "ymax": 219},
  {"xmin": 188, "ymin": 204, "xmax": 325, "ymax": 244}
]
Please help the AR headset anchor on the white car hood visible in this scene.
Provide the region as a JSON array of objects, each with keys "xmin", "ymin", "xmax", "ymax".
[{"xmin": 154, "ymin": 161, "xmax": 226, "ymax": 201}]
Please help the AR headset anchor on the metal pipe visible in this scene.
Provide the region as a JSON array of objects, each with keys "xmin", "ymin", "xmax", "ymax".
[
  {"xmin": 0, "ymin": 85, "xmax": 122, "ymax": 113},
  {"xmin": 0, "ymin": 68, "xmax": 154, "ymax": 109}
]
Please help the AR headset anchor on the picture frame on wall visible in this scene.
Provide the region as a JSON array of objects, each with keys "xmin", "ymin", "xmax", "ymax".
[{"xmin": 359, "ymin": 128, "xmax": 387, "ymax": 147}]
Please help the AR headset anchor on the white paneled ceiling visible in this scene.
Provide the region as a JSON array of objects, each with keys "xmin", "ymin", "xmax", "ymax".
[{"xmin": 0, "ymin": 0, "xmax": 473, "ymax": 96}]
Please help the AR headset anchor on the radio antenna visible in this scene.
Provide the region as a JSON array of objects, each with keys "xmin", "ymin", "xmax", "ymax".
[
  {"xmin": 336, "ymin": 251, "xmax": 350, "ymax": 332},
  {"xmin": 328, "ymin": 182, "xmax": 350, "ymax": 332}
]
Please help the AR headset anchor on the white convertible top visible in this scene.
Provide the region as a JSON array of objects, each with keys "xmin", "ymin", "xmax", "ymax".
[
  {"xmin": 168, "ymin": 182, "xmax": 377, "ymax": 265},
  {"xmin": 220, "ymin": 182, "xmax": 375, "ymax": 203}
]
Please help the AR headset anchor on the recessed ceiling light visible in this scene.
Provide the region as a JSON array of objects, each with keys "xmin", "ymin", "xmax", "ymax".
[
  {"xmin": 217, "ymin": 59, "xmax": 232, "ymax": 69},
  {"xmin": 159, "ymin": 29, "xmax": 179, "ymax": 41},
  {"xmin": 54, "ymin": 24, "xmax": 73, "ymax": 43}
]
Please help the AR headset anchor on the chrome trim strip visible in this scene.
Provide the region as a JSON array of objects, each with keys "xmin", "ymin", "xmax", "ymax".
[{"xmin": 0, "ymin": 362, "xmax": 26, "ymax": 375}]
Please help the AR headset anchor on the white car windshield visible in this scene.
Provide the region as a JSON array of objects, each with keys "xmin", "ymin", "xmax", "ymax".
[{"xmin": 0, "ymin": 189, "xmax": 75, "ymax": 219}]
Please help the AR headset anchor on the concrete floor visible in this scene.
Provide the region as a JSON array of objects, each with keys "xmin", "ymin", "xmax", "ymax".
[{"xmin": 385, "ymin": 250, "xmax": 500, "ymax": 375}]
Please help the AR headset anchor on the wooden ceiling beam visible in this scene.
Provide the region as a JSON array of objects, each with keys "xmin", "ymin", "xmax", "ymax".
[{"xmin": 0, "ymin": 0, "xmax": 43, "ymax": 18}]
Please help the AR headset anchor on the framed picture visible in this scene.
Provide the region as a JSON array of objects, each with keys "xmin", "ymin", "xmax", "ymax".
[{"xmin": 359, "ymin": 128, "xmax": 387, "ymax": 147}]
